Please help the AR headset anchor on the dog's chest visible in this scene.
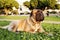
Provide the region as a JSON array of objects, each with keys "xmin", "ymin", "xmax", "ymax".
[
  {"xmin": 26, "ymin": 19, "xmax": 40, "ymax": 32},
  {"xmin": 28, "ymin": 23, "xmax": 40, "ymax": 31},
  {"xmin": 32, "ymin": 24, "xmax": 40, "ymax": 31}
]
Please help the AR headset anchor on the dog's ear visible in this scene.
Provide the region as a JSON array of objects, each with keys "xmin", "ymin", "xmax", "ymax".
[
  {"xmin": 30, "ymin": 10, "xmax": 33, "ymax": 17},
  {"xmin": 30, "ymin": 9, "xmax": 37, "ymax": 17}
]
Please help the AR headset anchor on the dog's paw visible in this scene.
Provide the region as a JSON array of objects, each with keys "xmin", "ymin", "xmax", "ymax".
[
  {"xmin": 48, "ymin": 33, "xmax": 53, "ymax": 36},
  {"xmin": 16, "ymin": 32, "xmax": 19, "ymax": 34},
  {"xmin": 44, "ymin": 32, "xmax": 53, "ymax": 36}
]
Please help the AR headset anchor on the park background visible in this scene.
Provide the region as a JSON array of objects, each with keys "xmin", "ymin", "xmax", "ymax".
[{"xmin": 0, "ymin": 0, "xmax": 60, "ymax": 40}]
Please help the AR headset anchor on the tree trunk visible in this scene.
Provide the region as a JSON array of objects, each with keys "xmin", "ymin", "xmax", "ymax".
[{"xmin": 4, "ymin": 8, "xmax": 9, "ymax": 16}]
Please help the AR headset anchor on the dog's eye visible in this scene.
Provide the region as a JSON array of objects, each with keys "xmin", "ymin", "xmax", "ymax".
[
  {"xmin": 38, "ymin": 11, "xmax": 41, "ymax": 13},
  {"xmin": 37, "ymin": 11, "xmax": 40, "ymax": 12},
  {"xmin": 40, "ymin": 11, "xmax": 42, "ymax": 13}
]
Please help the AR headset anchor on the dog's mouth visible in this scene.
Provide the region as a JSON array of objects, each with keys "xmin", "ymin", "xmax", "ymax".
[{"xmin": 35, "ymin": 12, "xmax": 44, "ymax": 22}]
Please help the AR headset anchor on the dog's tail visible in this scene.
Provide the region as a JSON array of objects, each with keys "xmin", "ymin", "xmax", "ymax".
[
  {"xmin": 0, "ymin": 25, "xmax": 13, "ymax": 31},
  {"xmin": 0, "ymin": 26, "xmax": 8, "ymax": 29}
]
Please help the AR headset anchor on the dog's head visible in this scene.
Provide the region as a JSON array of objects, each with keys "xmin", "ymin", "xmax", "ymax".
[{"xmin": 30, "ymin": 9, "xmax": 44, "ymax": 22}]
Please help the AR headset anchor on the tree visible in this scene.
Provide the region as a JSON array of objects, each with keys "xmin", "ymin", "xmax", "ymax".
[
  {"xmin": 24, "ymin": 0, "xmax": 38, "ymax": 10},
  {"xmin": 30, "ymin": 0, "xmax": 38, "ymax": 9},
  {"xmin": 24, "ymin": 0, "xmax": 57, "ymax": 10},
  {"xmin": 48, "ymin": 0, "xmax": 56, "ymax": 9},
  {"xmin": 0, "ymin": 0, "xmax": 19, "ymax": 15},
  {"xmin": 24, "ymin": 1, "xmax": 30, "ymax": 8},
  {"xmin": 38, "ymin": 0, "xmax": 49, "ymax": 9},
  {"xmin": 55, "ymin": 4, "xmax": 60, "ymax": 9}
]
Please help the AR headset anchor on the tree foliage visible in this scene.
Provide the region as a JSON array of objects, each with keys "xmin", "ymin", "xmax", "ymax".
[
  {"xmin": 55, "ymin": 4, "xmax": 60, "ymax": 9},
  {"xmin": 24, "ymin": 1, "xmax": 30, "ymax": 8},
  {"xmin": 24, "ymin": 0, "xmax": 57, "ymax": 10},
  {"xmin": 0, "ymin": 0, "xmax": 19, "ymax": 15},
  {"xmin": 48, "ymin": 0, "xmax": 56, "ymax": 9},
  {"xmin": 0, "ymin": 0, "xmax": 19, "ymax": 9}
]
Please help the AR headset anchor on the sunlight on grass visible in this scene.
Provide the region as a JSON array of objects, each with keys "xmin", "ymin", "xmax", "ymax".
[
  {"xmin": 45, "ymin": 16, "xmax": 60, "ymax": 21},
  {"xmin": 0, "ymin": 21, "xmax": 60, "ymax": 40},
  {"xmin": 0, "ymin": 16, "xmax": 60, "ymax": 21},
  {"xmin": 0, "ymin": 16, "xmax": 28, "ymax": 20}
]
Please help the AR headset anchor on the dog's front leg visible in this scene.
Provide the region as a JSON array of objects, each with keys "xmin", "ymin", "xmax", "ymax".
[
  {"xmin": 37, "ymin": 26, "xmax": 49, "ymax": 34},
  {"xmin": 37, "ymin": 28, "xmax": 48, "ymax": 34},
  {"xmin": 37, "ymin": 26, "xmax": 45, "ymax": 33}
]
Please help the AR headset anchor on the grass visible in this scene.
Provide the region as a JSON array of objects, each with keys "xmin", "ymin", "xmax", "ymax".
[
  {"xmin": 45, "ymin": 16, "xmax": 60, "ymax": 21},
  {"xmin": 0, "ymin": 21, "xmax": 60, "ymax": 40},
  {"xmin": 0, "ymin": 16, "xmax": 27, "ymax": 20},
  {"xmin": 0, "ymin": 16, "xmax": 60, "ymax": 40},
  {"xmin": 0, "ymin": 16, "xmax": 60, "ymax": 21},
  {"xmin": 0, "ymin": 21, "xmax": 10, "ymax": 26}
]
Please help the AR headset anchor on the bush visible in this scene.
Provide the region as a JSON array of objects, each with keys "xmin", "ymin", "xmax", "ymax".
[
  {"xmin": 49, "ymin": 11, "xmax": 57, "ymax": 14},
  {"xmin": 12, "ymin": 10, "xmax": 18, "ymax": 15},
  {"xmin": 0, "ymin": 10, "xmax": 6, "ymax": 15}
]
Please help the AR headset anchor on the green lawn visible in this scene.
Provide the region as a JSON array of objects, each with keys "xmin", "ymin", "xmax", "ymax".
[
  {"xmin": 0, "ymin": 21, "xmax": 60, "ymax": 40},
  {"xmin": 45, "ymin": 16, "xmax": 60, "ymax": 21},
  {"xmin": 0, "ymin": 21, "xmax": 10, "ymax": 26},
  {"xmin": 0, "ymin": 16, "xmax": 60, "ymax": 21},
  {"xmin": 0, "ymin": 16, "xmax": 27, "ymax": 20}
]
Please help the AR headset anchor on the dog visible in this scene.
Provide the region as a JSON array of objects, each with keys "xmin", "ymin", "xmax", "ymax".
[{"xmin": 0, "ymin": 9, "xmax": 46, "ymax": 33}]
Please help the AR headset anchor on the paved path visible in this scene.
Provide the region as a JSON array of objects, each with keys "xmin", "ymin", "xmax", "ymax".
[
  {"xmin": 0, "ymin": 19, "xmax": 19, "ymax": 21},
  {"xmin": 0, "ymin": 19, "xmax": 60, "ymax": 24},
  {"xmin": 42, "ymin": 21, "xmax": 60, "ymax": 24}
]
